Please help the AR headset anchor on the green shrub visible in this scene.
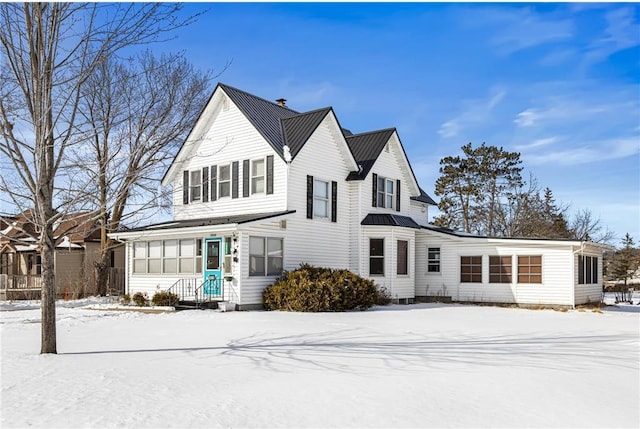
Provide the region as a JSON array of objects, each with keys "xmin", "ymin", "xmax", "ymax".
[
  {"xmin": 262, "ymin": 264, "xmax": 383, "ymax": 312},
  {"xmin": 132, "ymin": 292, "xmax": 148, "ymax": 307},
  {"xmin": 152, "ymin": 291, "xmax": 179, "ymax": 307}
]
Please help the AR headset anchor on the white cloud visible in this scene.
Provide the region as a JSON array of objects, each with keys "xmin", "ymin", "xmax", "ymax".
[
  {"xmin": 527, "ymin": 137, "xmax": 640, "ymax": 166},
  {"xmin": 477, "ymin": 7, "xmax": 574, "ymax": 55},
  {"xmin": 438, "ymin": 120, "xmax": 459, "ymax": 138},
  {"xmin": 514, "ymin": 109, "xmax": 541, "ymax": 127},
  {"xmin": 583, "ymin": 6, "xmax": 640, "ymax": 67},
  {"xmin": 514, "ymin": 136, "xmax": 560, "ymax": 150},
  {"xmin": 438, "ymin": 87, "xmax": 507, "ymax": 139}
]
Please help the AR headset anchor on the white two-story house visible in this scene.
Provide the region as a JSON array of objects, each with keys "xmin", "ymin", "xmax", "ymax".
[{"xmin": 110, "ymin": 83, "xmax": 608, "ymax": 309}]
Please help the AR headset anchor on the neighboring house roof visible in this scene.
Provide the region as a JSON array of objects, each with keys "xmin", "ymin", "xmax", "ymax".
[
  {"xmin": 410, "ymin": 187, "xmax": 437, "ymax": 205},
  {"xmin": 361, "ymin": 213, "xmax": 422, "ymax": 229},
  {"xmin": 345, "ymin": 128, "xmax": 396, "ymax": 181},
  {"xmin": 122, "ymin": 210, "xmax": 296, "ymax": 233},
  {"xmin": 0, "ymin": 210, "xmax": 100, "ymax": 247}
]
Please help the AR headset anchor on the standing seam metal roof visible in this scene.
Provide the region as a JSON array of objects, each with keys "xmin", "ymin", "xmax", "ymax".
[
  {"xmin": 281, "ymin": 108, "xmax": 332, "ymax": 159},
  {"xmin": 345, "ymin": 128, "xmax": 396, "ymax": 180}
]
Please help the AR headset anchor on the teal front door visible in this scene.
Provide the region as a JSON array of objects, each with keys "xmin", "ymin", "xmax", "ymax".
[{"xmin": 204, "ymin": 238, "xmax": 222, "ymax": 296}]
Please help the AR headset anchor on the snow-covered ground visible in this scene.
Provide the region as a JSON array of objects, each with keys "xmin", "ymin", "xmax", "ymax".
[{"xmin": 1, "ymin": 297, "xmax": 639, "ymax": 428}]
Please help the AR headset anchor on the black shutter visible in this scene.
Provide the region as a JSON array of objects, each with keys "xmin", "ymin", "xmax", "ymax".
[
  {"xmin": 331, "ymin": 181, "xmax": 337, "ymax": 223},
  {"xmin": 243, "ymin": 159, "xmax": 250, "ymax": 197},
  {"xmin": 210, "ymin": 165, "xmax": 217, "ymax": 201},
  {"xmin": 232, "ymin": 161, "xmax": 239, "ymax": 199},
  {"xmin": 396, "ymin": 179, "xmax": 401, "ymax": 212},
  {"xmin": 306, "ymin": 175, "xmax": 313, "ymax": 219},
  {"xmin": 183, "ymin": 170, "xmax": 189, "ymax": 205},
  {"xmin": 266, "ymin": 155, "xmax": 274, "ymax": 195},
  {"xmin": 372, "ymin": 173, "xmax": 377, "ymax": 207},
  {"xmin": 202, "ymin": 167, "xmax": 209, "ymax": 203}
]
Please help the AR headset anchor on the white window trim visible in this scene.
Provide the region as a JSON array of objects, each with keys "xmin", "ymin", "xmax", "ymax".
[
  {"xmin": 249, "ymin": 236, "xmax": 283, "ymax": 277},
  {"xmin": 218, "ymin": 164, "xmax": 231, "ymax": 198},
  {"xmin": 427, "ymin": 247, "xmax": 441, "ymax": 274},
  {"xmin": 251, "ymin": 158, "xmax": 266, "ymax": 195},
  {"xmin": 397, "ymin": 240, "xmax": 409, "ymax": 276},
  {"xmin": 133, "ymin": 239, "xmax": 202, "ymax": 276},
  {"xmin": 190, "ymin": 170, "xmax": 202, "ymax": 202},
  {"xmin": 369, "ymin": 237, "xmax": 385, "ymax": 277},
  {"xmin": 313, "ymin": 178, "xmax": 330, "ymax": 219},
  {"xmin": 377, "ymin": 176, "xmax": 395, "ymax": 209}
]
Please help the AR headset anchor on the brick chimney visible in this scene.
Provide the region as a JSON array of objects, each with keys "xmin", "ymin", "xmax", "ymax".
[{"xmin": 276, "ymin": 98, "xmax": 287, "ymax": 107}]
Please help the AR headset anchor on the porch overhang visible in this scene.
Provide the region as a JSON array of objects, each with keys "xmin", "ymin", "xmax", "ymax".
[{"xmin": 109, "ymin": 210, "xmax": 296, "ymax": 241}]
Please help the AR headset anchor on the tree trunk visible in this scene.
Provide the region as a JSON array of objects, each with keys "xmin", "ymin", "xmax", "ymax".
[
  {"xmin": 40, "ymin": 223, "xmax": 57, "ymax": 354},
  {"xmin": 94, "ymin": 252, "xmax": 110, "ymax": 296}
]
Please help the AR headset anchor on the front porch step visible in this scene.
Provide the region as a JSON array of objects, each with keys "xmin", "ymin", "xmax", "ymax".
[{"xmin": 174, "ymin": 300, "xmax": 220, "ymax": 311}]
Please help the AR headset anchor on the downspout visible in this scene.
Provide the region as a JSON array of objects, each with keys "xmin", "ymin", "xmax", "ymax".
[
  {"xmin": 571, "ymin": 241, "xmax": 586, "ymax": 309},
  {"xmin": 283, "ymin": 145, "xmax": 292, "ymax": 212},
  {"xmin": 390, "ymin": 228, "xmax": 395, "ymax": 303}
]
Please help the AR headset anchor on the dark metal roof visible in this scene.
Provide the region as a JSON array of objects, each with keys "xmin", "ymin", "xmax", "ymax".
[
  {"xmin": 410, "ymin": 187, "xmax": 437, "ymax": 205},
  {"xmin": 281, "ymin": 108, "xmax": 332, "ymax": 159},
  {"xmin": 361, "ymin": 213, "xmax": 422, "ymax": 229},
  {"xmin": 345, "ymin": 128, "xmax": 396, "ymax": 180},
  {"xmin": 219, "ymin": 83, "xmax": 300, "ymax": 157},
  {"xmin": 122, "ymin": 211, "xmax": 295, "ymax": 233}
]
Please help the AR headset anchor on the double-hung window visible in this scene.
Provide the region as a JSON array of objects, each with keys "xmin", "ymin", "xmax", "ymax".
[
  {"xmin": 369, "ymin": 238, "xmax": 384, "ymax": 275},
  {"xmin": 376, "ymin": 176, "xmax": 394, "ymax": 209},
  {"xmin": 427, "ymin": 247, "xmax": 440, "ymax": 273},
  {"xmin": 249, "ymin": 236, "xmax": 283, "ymax": 276},
  {"xmin": 313, "ymin": 179, "xmax": 329, "ymax": 218},
  {"xmin": 190, "ymin": 171, "xmax": 201, "ymax": 201},
  {"xmin": 219, "ymin": 165, "xmax": 231, "ymax": 198},
  {"xmin": 397, "ymin": 240, "xmax": 408, "ymax": 275},
  {"xmin": 251, "ymin": 159, "xmax": 265, "ymax": 194}
]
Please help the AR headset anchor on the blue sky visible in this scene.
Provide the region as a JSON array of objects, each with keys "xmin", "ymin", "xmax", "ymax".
[{"xmin": 161, "ymin": 2, "xmax": 639, "ymax": 243}]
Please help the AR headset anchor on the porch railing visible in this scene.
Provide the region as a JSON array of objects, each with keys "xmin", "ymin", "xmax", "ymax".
[
  {"xmin": 167, "ymin": 277, "xmax": 223, "ymax": 307},
  {"xmin": 0, "ymin": 274, "xmax": 44, "ymax": 290}
]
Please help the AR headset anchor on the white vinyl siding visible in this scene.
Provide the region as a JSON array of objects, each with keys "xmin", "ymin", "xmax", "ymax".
[
  {"xmin": 415, "ymin": 230, "xmax": 577, "ymax": 306},
  {"xmin": 358, "ymin": 133, "xmax": 415, "ymax": 218},
  {"xmin": 172, "ymin": 93, "xmax": 286, "ymax": 220},
  {"xmin": 284, "ymin": 113, "xmax": 352, "ymax": 273}
]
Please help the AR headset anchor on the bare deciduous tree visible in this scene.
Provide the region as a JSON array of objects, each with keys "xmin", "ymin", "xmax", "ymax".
[
  {"xmin": 66, "ymin": 50, "xmax": 213, "ymax": 296},
  {"xmin": 0, "ymin": 3, "xmax": 201, "ymax": 354}
]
